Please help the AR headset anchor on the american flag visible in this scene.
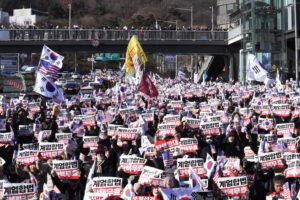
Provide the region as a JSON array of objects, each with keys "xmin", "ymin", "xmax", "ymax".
[
  {"xmin": 38, "ymin": 60, "xmax": 60, "ymax": 80},
  {"xmin": 283, "ymin": 182, "xmax": 291, "ymax": 200},
  {"xmin": 213, "ymin": 166, "xmax": 222, "ymax": 186},
  {"xmin": 162, "ymin": 150, "xmax": 174, "ymax": 168}
]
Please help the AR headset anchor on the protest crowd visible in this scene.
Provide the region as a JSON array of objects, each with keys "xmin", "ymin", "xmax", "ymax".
[{"xmin": 1, "ymin": 40, "xmax": 300, "ymax": 200}]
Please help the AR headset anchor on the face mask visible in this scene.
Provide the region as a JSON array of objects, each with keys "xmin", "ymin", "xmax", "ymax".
[{"xmin": 97, "ymin": 155, "xmax": 105, "ymax": 161}]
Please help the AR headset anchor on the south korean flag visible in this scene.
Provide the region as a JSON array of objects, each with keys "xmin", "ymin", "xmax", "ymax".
[
  {"xmin": 34, "ymin": 72, "xmax": 63, "ymax": 102},
  {"xmin": 40, "ymin": 45, "xmax": 64, "ymax": 68}
]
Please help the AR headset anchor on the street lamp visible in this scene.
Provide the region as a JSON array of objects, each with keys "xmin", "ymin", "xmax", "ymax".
[
  {"xmin": 175, "ymin": 7, "xmax": 193, "ymax": 30},
  {"xmin": 68, "ymin": 2, "xmax": 72, "ymax": 37},
  {"xmin": 294, "ymin": 0, "xmax": 298, "ymax": 84},
  {"xmin": 210, "ymin": 6, "xmax": 214, "ymax": 31},
  {"xmin": 157, "ymin": 20, "xmax": 178, "ymax": 30}
]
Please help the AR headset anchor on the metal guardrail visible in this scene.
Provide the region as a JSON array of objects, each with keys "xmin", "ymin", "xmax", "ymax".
[
  {"xmin": 228, "ymin": 26, "xmax": 242, "ymax": 41},
  {"xmin": 0, "ymin": 29, "xmax": 228, "ymax": 41}
]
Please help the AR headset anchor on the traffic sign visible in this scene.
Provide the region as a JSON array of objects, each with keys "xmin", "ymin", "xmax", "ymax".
[
  {"xmin": 91, "ymin": 39, "xmax": 100, "ymax": 47},
  {"xmin": 87, "ymin": 58, "xmax": 91, "ymax": 62},
  {"xmin": 20, "ymin": 54, "xmax": 27, "ymax": 58}
]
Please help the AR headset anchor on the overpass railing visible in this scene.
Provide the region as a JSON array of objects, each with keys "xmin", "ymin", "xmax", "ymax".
[{"xmin": 0, "ymin": 29, "xmax": 228, "ymax": 41}]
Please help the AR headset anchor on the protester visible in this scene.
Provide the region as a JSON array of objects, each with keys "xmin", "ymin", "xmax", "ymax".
[{"xmin": 1, "ymin": 49, "xmax": 300, "ymax": 200}]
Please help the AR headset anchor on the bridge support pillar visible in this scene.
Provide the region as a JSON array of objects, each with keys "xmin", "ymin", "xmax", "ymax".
[
  {"xmin": 229, "ymin": 53, "xmax": 234, "ymax": 82},
  {"xmin": 224, "ymin": 56, "xmax": 229, "ymax": 82}
]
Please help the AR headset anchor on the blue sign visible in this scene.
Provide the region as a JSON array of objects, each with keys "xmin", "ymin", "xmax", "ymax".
[
  {"xmin": 165, "ymin": 55, "xmax": 175, "ymax": 62},
  {"xmin": 20, "ymin": 54, "xmax": 27, "ymax": 58}
]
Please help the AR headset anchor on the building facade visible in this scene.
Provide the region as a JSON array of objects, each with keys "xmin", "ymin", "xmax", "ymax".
[
  {"xmin": 217, "ymin": 0, "xmax": 239, "ymax": 28},
  {"xmin": 0, "ymin": 9, "xmax": 9, "ymax": 24},
  {"xmin": 9, "ymin": 8, "xmax": 47, "ymax": 27},
  {"xmin": 239, "ymin": 0, "xmax": 287, "ymax": 82}
]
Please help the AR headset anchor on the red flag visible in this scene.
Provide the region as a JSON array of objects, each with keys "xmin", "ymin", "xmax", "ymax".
[{"xmin": 138, "ymin": 71, "xmax": 158, "ymax": 97}]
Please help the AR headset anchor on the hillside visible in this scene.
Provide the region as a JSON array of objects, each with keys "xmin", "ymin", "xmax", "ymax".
[{"xmin": 0, "ymin": 0, "xmax": 216, "ymax": 29}]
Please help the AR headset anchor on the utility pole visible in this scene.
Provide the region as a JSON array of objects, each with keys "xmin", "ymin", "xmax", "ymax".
[
  {"xmin": 175, "ymin": 7, "xmax": 193, "ymax": 29},
  {"xmin": 68, "ymin": 2, "xmax": 71, "ymax": 38},
  {"xmin": 294, "ymin": 0, "xmax": 298, "ymax": 84}
]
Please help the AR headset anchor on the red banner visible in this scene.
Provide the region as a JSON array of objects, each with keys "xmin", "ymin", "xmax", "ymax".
[
  {"xmin": 53, "ymin": 160, "xmax": 79, "ymax": 179},
  {"xmin": 258, "ymin": 152, "xmax": 284, "ymax": 170}
]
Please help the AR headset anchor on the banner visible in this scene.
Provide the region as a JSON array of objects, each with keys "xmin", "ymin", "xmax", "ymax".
[
  {"xmin": 39, "ymin": 142, "xmax": 65, "ymax": 159},
  {"xmin": 155, "ymin": 138, "xmax": 180, "ymax": 156},
  {"xmin": 285, "ymin": 160, "xmax": 300, "ymax": 178},
  {"xmin": 19, "ymin": 125, "xmax": 34, "ymax": 136},
  {"xmin": 117, "ymin": 128, "xmax": 139, "ymax": 141},
  {"xmin": 206, "ymin": 115, "xmax": 222, "ymax": 123},
  {"xmin": 200, "ymin": 122, "xmax": 221, "ymax": 136},
  {"xmin": 138, "ymin": 166, "xmax": 166, "ymax": 188},
  {"xmin": 131, "ymin": 197, "xmax": 155, "ymax": 200},
  {"xmin": 185, "ymin": 118, "xmax": 201, "ymax": 129},
  {"xmin": 107, "ymin": 124, "xmax": 123, "ymax": 137},
  {"xmin": 83, "ymin": 192, "xmax": 108, "ymax": 200},
  {"xmin": 3, "ymin": 183, "xmax": 35, "ymax": 200},
  {"xmin": 276, "ymin": 123, "xmax": 294, "ymax": 136},
  {"xmin": 38, "ymin": 130, "xmax": 51, "ymax": 141},
  {"xmin": 258, "ymin": 134, "xmax": 277, "ymax": 143},
  {"xmin": 218, "ymin": 176, "xmax": 248, "ymax": 197},
  {"xmin": 244, "ymin": 146, "xmax": 257, "ymax": 162},
  {"xmin": 28, "ymin": 102, "xmax": 40, "ymax": 113},
  {"xmin": 53, "ymin": 160, "xmax": 79, "ymax": 179},
  {"xmin": 56, "ymin": 133, "xmax": 73, "ymax": 145},
  {"xmin": 163, "ymin": 115, "xmax": 181, "ymax": 127},
  {"xmin": 21, "ymin": 143, "xmax": 38, "ymax": 151},
  {"xmin": 92, "ymin": 177, "xmax": 122, "ymax": 196},
  {"xmin": 17, "ymin": 150, "xmax": 37, "ymax": 166},
  {"xmin": 177, "ymin": 158, "xmax": 205, "ymax": 178},
  {"xmin": 81, "ymin": 108, "xmax": 97, "ymax": 116},
  {"xmin": 144, "ymin": 145, "xmax": 155, "ymax": 158},
  {"xmin": 258, "ymin": 152, "xmax": 284, "ymax": 170},
  {"xmin": 119, "ymin": 108, "xmax": 134, "ymax": 116},
  {"xmin": 119, "ymin": 155, "xmax": 147, "ymax": 174},
  {"xmin": 83, "ymin": 136, "xmax": 99, "ymax": 149},
  {"xmin": 82, "ymin": 116, "xmax": 95, "ymax": 126},
  {"xmin": 277, "ymin": 138, "xmax": 297, "ymax": 153},
  {"xmin": 141, "ymin": 113, "xmax": 154, "ymax": 122},
  {"xmin": 0, "ymin": 132, "xmax": 13, "ymax": 144},
  {"xmin": 221, "ymin": 157, "xmax": 240, "ymax": 176},
  {"xmin": 157, "ymin": 124, "xmax": 176, "ymax": 137},
  {"xmin": 272, "ymin": 104, "xmax": 290, "ymax": 117},
  {"xmin": 239, "ymin": 108, "xmax": 253, "ymax": 118},
  {"xmin": 168, "ymin": 101, "xmax": 183, "ymax": 109},
  {"xmin": 260, "ymin": 105, "xmax": 271, "ymax": 116},
  {"xmin": 83, "ymin": 193, "xmax": 108, "ymax": 200},
  {"xmin": 180, "ymin": 138, "xmax": 199, "ymax": 153},
  {"xmin": 283, "ymin": 153, "xmax": 300, "ymax": 165}
]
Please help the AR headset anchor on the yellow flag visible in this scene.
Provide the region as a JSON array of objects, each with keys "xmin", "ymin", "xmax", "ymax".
[{"xmin": 125, "ymin": 35, "xmax": 147, "ymax": 76}]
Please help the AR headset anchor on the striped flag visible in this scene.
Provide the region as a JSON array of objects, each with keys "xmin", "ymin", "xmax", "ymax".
[
  {"xmin": 212, "ymin": 166, "xmax": 222, "ymax": 186},
  {"xmin": 38, "ymin": 60, "xmax": 60, "ymax": 80},
  {"xmin": 162, "ymin": 150, "xmax": 174, "ymax": 168},
  {"xmin": 283, "ymin": 182, "xmax": 291, "ymax": 200}
]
